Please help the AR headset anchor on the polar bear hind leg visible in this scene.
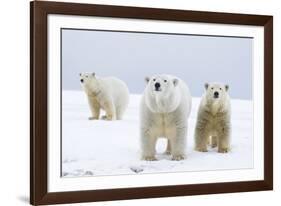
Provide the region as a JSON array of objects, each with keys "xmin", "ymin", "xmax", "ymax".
[
  {"xmin": 116, "ymin": 95, "xmax": 129, "ymax": 120},
  {"xmin": 116, "ymin": 105, "xmax": 126, "ymax": 120}
]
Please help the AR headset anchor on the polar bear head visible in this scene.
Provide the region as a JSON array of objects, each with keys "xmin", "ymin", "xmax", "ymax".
[
  {"xmin": 144, "ymin": 74, "xmax": 181, "ymax": 113},
  {"xmin": 203, "ymin": 82, "xmax": 230, "ymax": 112},
  {"xmin": 145, "ymin": 74, "xmax": 179, "ymax": 94},
  {"xmin": 79, "ymin": 72, "xmax": 99, "ymax": 94},
  {"xmin": 204, "ymin": 82, "xmax": 229, "ymax": 100}
]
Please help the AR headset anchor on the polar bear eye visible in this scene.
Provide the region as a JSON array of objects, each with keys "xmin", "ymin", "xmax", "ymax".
[
  {"xmin": 153, "ymin": 78, "xmax": 156, "ymax": 81},
  {"xmin": 164, "ymin": 80, "xmax": 167, "ymax": 83},
  {"xmin": 211, "ymin": 87, "xmax": 214, "ymax": 90},
  {"xmin": 219, "ymin": 88, "xmax": 222, "ymax": 90}
]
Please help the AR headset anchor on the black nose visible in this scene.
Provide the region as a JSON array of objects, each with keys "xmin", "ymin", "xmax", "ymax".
[
  {"xmin": 155, "ymin": 82, "xmax": 161, "ymax": 89},
  {"xmin": 80, "ymin": 79, "xmax": 84, "ymax": 83},
  {"xmin": 214, "ymin": 91, "xmax": 219, "ymax": 97}
]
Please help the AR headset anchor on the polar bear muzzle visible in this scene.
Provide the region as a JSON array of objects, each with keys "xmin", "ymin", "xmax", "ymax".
[
  {"xmin": 154, "ymin": 82, "xmax": 161, "ymax": 91},
  {"xmin": 214, "ymin": 91, "xmax": 219, "ymax": 98}
]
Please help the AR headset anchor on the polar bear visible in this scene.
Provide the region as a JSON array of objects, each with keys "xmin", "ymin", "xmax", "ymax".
[
  {"xmin": 140, "ymin": 74, "xmax": 192, "ymax": 161},
  {"xmin": 80, "ymin": 73, "xmax": 129, "ymax": 120},
  {"xmin": 194, "ymin": 82, "xmax": 231, "ymax": 153}
]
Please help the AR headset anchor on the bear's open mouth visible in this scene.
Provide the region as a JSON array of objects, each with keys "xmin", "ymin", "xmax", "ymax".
[{"xmin": 155, "ymin": 88, "xmax": 162, "ymax": 92}]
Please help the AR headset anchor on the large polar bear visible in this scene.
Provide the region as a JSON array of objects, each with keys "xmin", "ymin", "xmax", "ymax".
[
  {"xmin": 80, "ymin": 73, "xmax": 129, "ymax": 120},
  {"xmin": 140, "ymin": 74, "xmax": 192, "ymax": 161},
  {"xmin": 194, "ymin": 82, "xmax": 231, "ymax": 153}
]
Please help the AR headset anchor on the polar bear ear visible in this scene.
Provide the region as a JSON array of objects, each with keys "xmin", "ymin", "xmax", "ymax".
[
  {"xmin": 173, "ymin": 79, "xmax": 179, "ymax": 86},
  {"xmin": 92, "ymin": 72, "xmax": 96, "ymax": 77},
  {"xmin": 225, "ymin": 84, "xmax": 229, "ymax": 91},
  {"xmin": 204, "ymin": 83, "xmax": 209, "ymax": 90},
  {"xmin": 145, "ymin": 76, "xmax": 150, "ymax": 84}
]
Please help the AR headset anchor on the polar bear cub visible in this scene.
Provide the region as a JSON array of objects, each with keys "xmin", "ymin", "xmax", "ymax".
[
  {"xmin": 194, "ymin": 82, "xmax": 231, "ymax": 153},
  {"xmin": 80, "ymin": 73, "xmax": 129, "ymax": 120},
  {"xmin": 140, "ymin": 74, "xmax": 192, "ymax": 161}
]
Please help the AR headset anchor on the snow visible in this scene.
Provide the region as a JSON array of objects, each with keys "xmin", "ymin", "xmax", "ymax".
[{"xmin": 62, "ymin": 91, "xmax": 253, "ymax": 177}]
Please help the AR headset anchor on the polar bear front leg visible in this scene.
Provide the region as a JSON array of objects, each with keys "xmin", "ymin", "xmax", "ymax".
[
  {"xmin": 165, "ymin": 139, "xmax": 171, "ymax": 155},
  {"xmin": 141, "ymin": 129, "xmax": 157, "ymax": 161},
  {"xmin": 194, "ymin": 127, "xmax": 208, "ymax": 152},
  {"xmin": 103, "ymin": 101, "xmax": 116, "ymax": 121},
  {"xmin": 170, "ymin": 126, "xmax": 187, "ymax": 160},
  {"xmin": 210, "ymin": 136, "xmax": 218, "ymax": 148},
  {"xmin": 218, "ymin": 124, "xmax": 230, "ymax": 153},
  {"xmin": 87, "ymin": 95, "xmax": 100, "ymax": 120}
]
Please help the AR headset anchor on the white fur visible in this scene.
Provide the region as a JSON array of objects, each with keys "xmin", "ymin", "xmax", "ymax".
[
  {"xmin": 140, "ymin": 74, "xmax": 192, "ymax": 161},
  {"xmin": 194, "ymin": 82, "xmax": 231, "ymax": 153},
  {"xmin": 80, "ymin": 73, "xmax": 129, "ymax": 120}
]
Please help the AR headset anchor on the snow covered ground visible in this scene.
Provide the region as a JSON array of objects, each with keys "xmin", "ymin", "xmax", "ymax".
[{"xmin": 62, "ymin": 91, "xmax": 253, "ymax": 177}]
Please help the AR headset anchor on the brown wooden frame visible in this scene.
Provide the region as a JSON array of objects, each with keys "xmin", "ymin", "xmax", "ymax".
[{"xmin": 30, "ymin": 1, "xmax": 273, "ymax": 205}]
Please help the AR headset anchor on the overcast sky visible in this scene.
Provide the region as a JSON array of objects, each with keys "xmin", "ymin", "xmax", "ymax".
[{"xmin": 62, "ymin": 29, "xmax": 252, "ymax": 99}]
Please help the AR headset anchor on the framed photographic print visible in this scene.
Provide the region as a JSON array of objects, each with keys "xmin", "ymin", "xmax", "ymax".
[{"xmin": 30, "ymin": 1, "xmax": 273, "ymax": 205}]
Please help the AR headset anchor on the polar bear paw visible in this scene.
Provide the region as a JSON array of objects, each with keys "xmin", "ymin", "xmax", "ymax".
[
  {"xmin": 88, "ymin": 117, "xmax": 98, "ymax": 120},
  {"xmin": 142, "ymin": 156, "xmax": 157, "ymax": 161},
  {"xmin": 101, "ymin": 115, "xmax": 107, "ymax": 120},
  {"xmin": 218, "ymin": 148, "xmax": 230, "ymax": 153},
  {"xmin": 101, "ymin": 115, "xmax": 116, "ymax": 121},
  {"xmin": 211, "ymin": 143, "xmax": 218, "ymax": 148},
  {"xmin": 172, "ymin": 154, "xmax": 185, "ymax": 161},
  {"xmin": 195, "ymin": 147, "xmax": 208, "ymax": 152}
]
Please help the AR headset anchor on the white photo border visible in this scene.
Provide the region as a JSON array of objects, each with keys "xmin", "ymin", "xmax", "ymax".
[{"xmin": 48, "ymin": 14, "xmax": 264, "ymax": 192}]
